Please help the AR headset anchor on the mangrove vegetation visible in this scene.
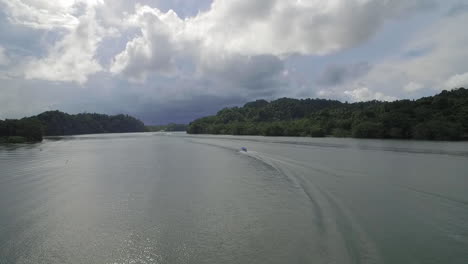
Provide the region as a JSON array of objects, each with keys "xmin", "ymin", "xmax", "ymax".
[
  {"xmin": 187, "ymin": 88, "xmax": 468, "ymax": 141},
  {"xmin": 1, "ymin": 111, "xmax": 146, "ymax": 143}
]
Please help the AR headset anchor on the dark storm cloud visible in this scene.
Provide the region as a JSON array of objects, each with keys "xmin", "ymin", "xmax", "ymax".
[
  {"xmin": 135, "ymin": 95, "xmax": 247, "ymax": 124},
  {"xmin": 200, "ymin": 54, "xmax": 285, "ymax": 93}
]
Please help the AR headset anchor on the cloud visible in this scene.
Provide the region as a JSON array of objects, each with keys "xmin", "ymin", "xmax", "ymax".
[
  {"xmin": 197, "ymin": 53, "xmax": 285, "ymax": 94},
  {"xmin": 111, "ymin": 0, "xmax": 435, "ymax": 82},
  {"xmin": 189, "ymin": 0, "xmax": 434, "ymax": 56},
  {"xmin": 0, "ymin": 46, "xmax": 10, "ymax": 66},
  {"xmin": 446, "ymin": 2, "xmax": 468, "ymax": 17},
  {"xmin": 330, "ymin": 10, "xmax": 468, "ymax": 100},
  {"xmin": 135, "ymin": 94, "xmax": 247, "ymax": 124},
  {"xmin": 344, "ymin": 87, "xmax": 397, "ymax": 102},
  {"xmin": 2, "ymin": 0, "xmax": 467, "ymax": 124},
  {"xmin": 23, "ymin": 4, "xmax": 110, "ymax": 83},
  {"xmin": 1, "ymin": 0, "xmax": 438, "ymax": 85},
  {"xmin": 0, "ymin": 0, "xmax": 102, "ymax": 30},
  {"xmin": 400, "ymin": 13, "xmax": 468, "ymax": 85},
  {"xmin": 403, "ymin": 82, "xmax": 424, "ymax": 92},
  {"xmin": 316, "ymin": 62, "xmax": 371, "ymax": 86},
  {"xmin": 110, "ymin": 6, "xmax": 184, "ymax": 82},
  {"xmin": 153, "ymin": 0, "xmax": 212, "ymax": 18},
  {"xmin": 444, "ymin": 72, "xmax": 468, "ymax": 89},
  {"xmin": 110, "ymin": 3, "xmax": 287, "ymax": 93}
]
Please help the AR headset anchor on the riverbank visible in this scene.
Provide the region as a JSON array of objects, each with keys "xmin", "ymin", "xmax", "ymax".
[
  {"xmin": 187, "ymin": 88, "xmax": 468, "ymax": 141},
  {"xmin": 0, "ymin": 136, "xmax": 41, "ymax": 144}
]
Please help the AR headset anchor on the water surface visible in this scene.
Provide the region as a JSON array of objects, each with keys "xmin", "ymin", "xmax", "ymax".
[{"xmin": 1, "ymin": 133, "xmax": 467, "ymax": 263}]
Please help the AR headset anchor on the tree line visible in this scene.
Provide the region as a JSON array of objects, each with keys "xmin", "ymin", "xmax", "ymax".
[
  {"xmin": 1, "ymin": 111, "xmax": 146, "ymax": 143},
  {"xmin": 145, "ymin": 123, "xmax": 188, "ymax": 132},
  {"xmin": 187, "ymin": 88, "xmax": 468, "ymax": 141}
]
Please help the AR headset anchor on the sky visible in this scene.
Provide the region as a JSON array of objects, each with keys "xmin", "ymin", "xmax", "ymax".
[{"xmin": 1, "ymin": 0, "xmax": 468, "ymax": 124}]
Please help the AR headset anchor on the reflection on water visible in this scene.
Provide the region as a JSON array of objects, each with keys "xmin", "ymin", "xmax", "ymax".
[{"xmin": 1, "ymin": 133, "xmax": 467, "ymax": 263}]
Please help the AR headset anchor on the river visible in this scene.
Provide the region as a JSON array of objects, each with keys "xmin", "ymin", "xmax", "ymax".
[{"xmin": 0, "ymin": 133, "xmax": 467, "ymax": 263}]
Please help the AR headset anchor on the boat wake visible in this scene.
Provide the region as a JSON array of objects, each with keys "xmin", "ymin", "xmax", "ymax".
[
  {"xmin": 187, "ymin": 137, "xmax": 384, "ymax": 263},
  {"xmin": 240, "ymin": 150, "xmax": 383, "ymax": 264}
]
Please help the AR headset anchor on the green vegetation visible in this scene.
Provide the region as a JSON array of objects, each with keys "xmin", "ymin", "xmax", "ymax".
[
  {"xmin": 0, "ymin": 119, "xmax": 44, "ymax": 143},
  {"xmin": 146, "ymin": 123, "xmax": 188, "ymax": 132},
  {"xmin": 34, "ymin": 111, "xmax": 146, "ymax": 136},
  {"xmin": 188, "ymin": 88, "xmax": 468, "ymax": 141},
  {"xmin": 1, "ymin": 111, "xmax": 146, "ymax": 143}
]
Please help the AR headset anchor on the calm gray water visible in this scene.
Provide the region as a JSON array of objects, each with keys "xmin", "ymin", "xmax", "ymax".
[{"xmin": 0, "ymin": 133, "xmax": 467, "ymax": 264}]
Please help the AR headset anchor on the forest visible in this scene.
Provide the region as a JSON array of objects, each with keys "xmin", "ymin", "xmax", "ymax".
[
  {"xmin": 0, "ymin": 111, "xmax": 146, "ymax": 143},
  {"xmin": 187, "ymin": 88, "xmax": 468, "ymax": 141}
]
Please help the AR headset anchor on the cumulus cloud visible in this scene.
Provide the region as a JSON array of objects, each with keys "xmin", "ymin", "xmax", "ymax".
[
  {"xmin": 23, "ymin": 4, "xmax": 110, "ymax": 83},
  {"xmin": 444, "ymin": 72, "xmax": 468, "ymax": 89},
  {"xmin": 111, "ymin": 0, "xmax": 435, "ymax": 81},
  {"xmin": 110, "ymin": 6, "xmax": 184, "ymax": 81},
  {"xmin": 1, "ymin": 0, "xmax": 439, "ymax": 85}
]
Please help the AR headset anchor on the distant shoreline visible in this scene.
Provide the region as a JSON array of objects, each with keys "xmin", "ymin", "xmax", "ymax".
[{"xmin": 0, "ymin": 111, "xmax": 146, "ymax": 143}]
